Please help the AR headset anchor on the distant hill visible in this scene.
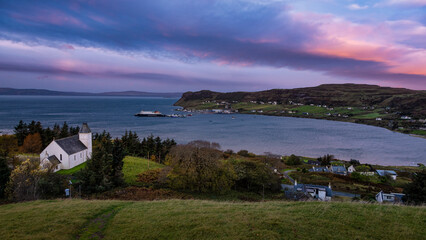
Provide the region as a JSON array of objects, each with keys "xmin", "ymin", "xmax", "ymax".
[
  {"xmin": 175, "ymin": 84, "xmax": 426, "ymax": 117},
  {"xmin": 0, "ymin": 88, "xmax": 182, "ymax": 98}
]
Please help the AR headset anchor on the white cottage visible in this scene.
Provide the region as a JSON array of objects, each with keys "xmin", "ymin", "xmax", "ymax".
[
  {"xmin": 376, "ymin": 191, "xmax": 405, "ymax": 203},
  {"xmin": 40, "ymin": 123, "xmax": 92, "ymax": 172},
  {"xmin": 347, "ymin": 165, "xmax": 356, "ymax": 174}
]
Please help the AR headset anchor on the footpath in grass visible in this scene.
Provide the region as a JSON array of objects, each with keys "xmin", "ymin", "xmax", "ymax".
[
  {"xmin": 0, "ymin": 200, "xmax": 122, "ymax": 240},
  {"xmin": 76, "ymin": 203, "xmax": 132, "ymax": 240},
  {"xmin": 122, "ymin": 156, "xmax": 165, "ymax": 185}
]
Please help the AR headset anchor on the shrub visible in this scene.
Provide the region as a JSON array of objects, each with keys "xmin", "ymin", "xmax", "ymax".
[
  {"xmin": 6, "ymin": 159, "xmax": 46, "ymax": 201},
  {"xmin": 136, "ymin": 168, "xmax": 162, "ymax": 187}
]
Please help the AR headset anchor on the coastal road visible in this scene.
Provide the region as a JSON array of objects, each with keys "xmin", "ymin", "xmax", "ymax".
[{"xmin": 283, "ymin": 170, "xmax": 296, "ymax": 184}]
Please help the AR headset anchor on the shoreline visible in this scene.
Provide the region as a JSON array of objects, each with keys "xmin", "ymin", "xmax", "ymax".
[{"xmin": 177, "ymin": 105, "xmax": 426, "ymax": 140}]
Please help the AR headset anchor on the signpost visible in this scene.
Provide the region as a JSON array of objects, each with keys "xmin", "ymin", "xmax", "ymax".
[{"xmin": 69, "ymin": 180, "xmax": 72, "ymax": 199}]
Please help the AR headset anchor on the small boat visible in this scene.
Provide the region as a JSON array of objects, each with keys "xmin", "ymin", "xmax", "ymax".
[
  {"xmin": 134, "ymin": 110, "xmax": 166, "ymax": 117},
  {"xmin": 168, "ymin": 114, "xmax": 186, "ymax": 118}
]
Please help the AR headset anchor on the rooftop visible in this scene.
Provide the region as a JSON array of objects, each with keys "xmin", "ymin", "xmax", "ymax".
[
  {"xmin": 55, "ymin": 135, "xmax": 87, "ymax": 155},
  {"xmin": 80, "ymin": 123, "xmax": 91, "ymax": 133}
]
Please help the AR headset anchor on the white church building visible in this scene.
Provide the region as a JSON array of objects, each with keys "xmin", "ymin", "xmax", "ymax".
[{"xmin": 40, "ymin": 123, "xmax": 92, "ymax": 172}]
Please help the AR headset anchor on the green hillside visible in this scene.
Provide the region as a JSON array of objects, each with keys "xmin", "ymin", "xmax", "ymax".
[
  {"xmin": 175, "ymin": 84, "xmax": 426, "ymax": 135},
  {"xmin": 122, "ymin": 156, "xmax": 165, "ymax": 185},
  {"xmin": 0, "ymin": 199, "xmax": 424, "ymax": 240},
  {"xmin": 175, "ymin": 84, "xmax": 426, "ymax": 117}
]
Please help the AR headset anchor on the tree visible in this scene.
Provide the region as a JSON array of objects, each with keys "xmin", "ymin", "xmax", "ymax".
[
  {"xmin": 318, "ymin": 154, "xmax": 334, "ymax": 166},
  {"xmin": 77, "ymin": 137, "xmax": 125, "ymax": 193},
  {"xmin": 285, "ymin": 154, "xmax": 301, "ymax": 165},
  {"xmin": 0, "ymin": 135, "xmax": 18, "ymax": 157},
  {"xmin": 69, "ymin": 125, "xmax": 80, "ymax": 135},
  {"xmin": 14, "ymin": 120, "xmax": 28, "ymax": 146},
  {"xmin": 6, "ymin": 159, "xmax": 46, "ymax": 201},
  {"xmin": 59, "ymin": 122, "xmax": 69, "ymax": 138},
  {"xmin": 110, "ymin": 138, "xmax": 125, "ymax": 187},
  {"xmin": 349, "ymin": 159, "xmax": 361, "ymax": 166},
  {"xmin": 231, "ymin": 158, "xmax": 280, "ymax": 192},
  {"xmin": 166, "ymin": 141, "xmax": 235, "ymax": 193},
  {"xmin": 237, "ymin": 150, "xmax": 250, "ymax": 157},
  {"xmin": 21, "ymin": 133, "xmax": 43, "ymax": 153},
  {"xmin": 0, "ymin": 156, "xmax": 10, "ymax": 198},
  {"xmin": 403, "ymin": 170, "xmax": 426, "ymax": 205}
]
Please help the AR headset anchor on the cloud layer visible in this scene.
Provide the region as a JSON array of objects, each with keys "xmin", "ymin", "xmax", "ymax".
[{"xmin": 0, "ymin": 0, "xmax": 425, "ymax": 91}]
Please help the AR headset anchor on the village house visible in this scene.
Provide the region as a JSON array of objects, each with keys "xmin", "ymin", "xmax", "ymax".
[
  {"xmin": 376, "ymin": 170, "xmax": 398, "ymax": 180},
  {"xmin": 329, "ymin": 165, "xmax": 348, "ymax": 175},
  {"xmin": 359, "ymin": 172, "xmax": 376, "ymax": 176},
  {"xmin": 375, "ymin": 191, "xmax": 405, "ymax": 203},
  {"xmin": 40, "ymin": 123, "xmax": 92, "ymax": 172},
  {"xmin": 306, "ymin": 160, "xmax": 321, "ymax": 165},
  {"xmin": 310, "ymin": 166, "xmax": 329, "ymax": 173},
  {"xmin": 347, "ymin": 165, "xmax": 356, "ymax": 174},
  {"xmin": 293, "ymin": 181, "xmax": 332, "ymax": 201}
]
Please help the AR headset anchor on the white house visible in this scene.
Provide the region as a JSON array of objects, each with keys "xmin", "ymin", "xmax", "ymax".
[
  {"xmin": 347, "ymin": 165, "xmax": 356, "ymax": 174},
  {"xmin": 375, "ymin": 191, "xmax": 405, "ymax": 203},
  {"xmin": 293, "ymin": 180, "xmax": 332, "ymax": 201},
  {"xmin": 40, "ymin": 123, "xmax": 92, "ymax": 172}
]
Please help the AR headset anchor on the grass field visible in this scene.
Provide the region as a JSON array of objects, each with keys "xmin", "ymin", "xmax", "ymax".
[
  {"xmin": 353, "ymin": 112, "xmax": 384, "ymax": 119},
  {"xmin": 410, "ymin": 129, "xmax": 426, "ymax": 136},
  {"xmin": 0, "ymin": 199, "xmax": 424, "ymax": 240},
  {"xmin": 122, "ymin": 156, "xmax": 165, "ymax": 185},
  {"xmin": 57, "ymin": 162, "xmax": 87, "ymax": 175}
]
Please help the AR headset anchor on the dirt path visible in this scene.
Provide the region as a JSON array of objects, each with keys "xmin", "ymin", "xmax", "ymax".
[{"xmin": 76, "ymin": 203, "xmax": 132, "ymax": 239}]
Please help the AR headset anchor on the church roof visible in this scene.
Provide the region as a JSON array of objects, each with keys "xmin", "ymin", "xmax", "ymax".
[
  {"xmin": 55, "ymin": 135, "xmax": 87, "ymax": 155},
  {"xmin": 80, "ymin": 123, "xmax": 91, "ymax": 133},
  {"xmin": 47, "ymin": 155, "xmax": 61, "ymax": 165}
]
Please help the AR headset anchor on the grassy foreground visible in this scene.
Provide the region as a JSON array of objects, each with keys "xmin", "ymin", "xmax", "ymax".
[{"xmin": 0, "ymin": 199, "xmax": 425, "ymax": 240}]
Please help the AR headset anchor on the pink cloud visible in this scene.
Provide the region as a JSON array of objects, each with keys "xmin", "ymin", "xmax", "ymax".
[
  {"xmin": 60, "ymin": 44, "xmax": 75, "ymax": 50},
  {"xmin": 290, "ymin": 11, "xmax": 426, "ymax": 76}
]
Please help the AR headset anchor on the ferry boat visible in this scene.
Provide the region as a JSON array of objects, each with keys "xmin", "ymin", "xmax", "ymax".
[{"xmin": 134, "ymin": 110, "xmax": 166, "ymax": 117}]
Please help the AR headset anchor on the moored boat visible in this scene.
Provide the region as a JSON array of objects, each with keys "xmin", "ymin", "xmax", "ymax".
[{"xmin": 134, "ymin": 110, "xmax": 166, "ymax": 117}]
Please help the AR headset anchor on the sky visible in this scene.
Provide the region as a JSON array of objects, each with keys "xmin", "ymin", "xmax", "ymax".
[{"xmin": 0, "ymin": 0, "xmax": 425, "ymax": 92}]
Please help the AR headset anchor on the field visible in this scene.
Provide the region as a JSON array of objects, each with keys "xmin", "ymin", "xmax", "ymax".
[
  {"xmin": 0, "ymin": 199, "xmax": 425, "ymax": 240},
  {"xmin": 122, "ymin": 156, "xmax": 164, "ymax": 185}
]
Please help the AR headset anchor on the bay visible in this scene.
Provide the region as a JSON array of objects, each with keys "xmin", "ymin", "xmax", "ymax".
[{"xmin": 0, "ymin": 95, "xmax": 425, "ymax": 166}]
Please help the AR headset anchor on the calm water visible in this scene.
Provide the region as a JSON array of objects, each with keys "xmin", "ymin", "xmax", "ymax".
[{"xmin": 0, "ymin": 95, "xmax": 425, "ymax": 166}]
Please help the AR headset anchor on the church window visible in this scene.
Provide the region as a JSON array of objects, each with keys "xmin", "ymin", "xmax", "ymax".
[
  {"xmin": 74, "ymin": 155, "xmax": 76, "ymax": 160},
  {"xmin": 60, "ymin": 154, "xmax": 62, "ymax": 160}
]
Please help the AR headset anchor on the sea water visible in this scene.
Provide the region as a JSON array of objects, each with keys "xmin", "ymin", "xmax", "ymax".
[{"xmin": 0, "ymin": 95, "xmax": 425, "ymax": 166}]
